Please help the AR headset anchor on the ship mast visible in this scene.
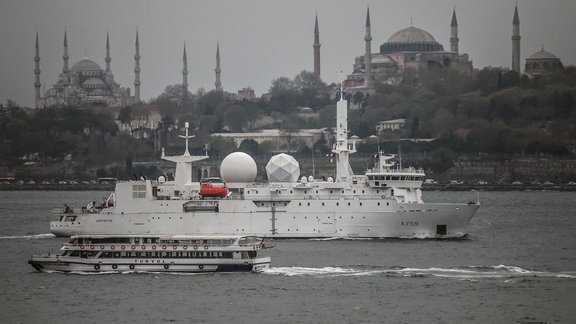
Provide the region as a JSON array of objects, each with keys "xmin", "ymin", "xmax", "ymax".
[
  {"xmin": 162, "ymin": 122, "xmax": 208, "ymax": 187},
  {"xmin": 332, "ymin": 82, "xmax": 356, "ymax": 183}
]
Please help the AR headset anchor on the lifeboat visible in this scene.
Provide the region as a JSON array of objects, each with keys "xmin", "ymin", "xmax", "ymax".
[{"xmin": 199, "ymin": 177, "xmax": 228, "ymax": 198}]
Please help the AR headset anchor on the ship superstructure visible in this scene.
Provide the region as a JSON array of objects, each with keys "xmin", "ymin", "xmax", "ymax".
[{"xmin": 51, "ymin": 90, "xmax": 479, "ymax": 238}]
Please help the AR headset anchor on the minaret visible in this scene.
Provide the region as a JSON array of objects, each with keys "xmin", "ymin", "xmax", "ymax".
[
  {"xmin": 182, "ymin": 43, "xmax": 189, "ymax": 102},
  {"xmin": 215, "ymin": 43, "xmax": 222, "ymax": 91},
  {"xmin": 105, "ymin": 33, "xmax": 111, "ymax": 73},
  {"xmin": 62, "ymin": 29, "xmax": 69, "ymax": 73},
  {"xmin": 512, "ymin": 4, "xmax": 521, "ymax": 73},
  {"xmin": 34, "ymin": 33, "xmax": 42, "ymax": 109},
  {"xmin": 450, "ymin": 7, "xmax": 459, "ymax": 53},
  {"xmin": 364, "ymin": 7, "xmax": 373, "ymax": 89},
  {"xmin": 313, "ymin": 13, "xmax": 321, "ymax": 78},
  {"xmin": 134, "ymin": 30, "xmax": 141, "ymax": 101}
]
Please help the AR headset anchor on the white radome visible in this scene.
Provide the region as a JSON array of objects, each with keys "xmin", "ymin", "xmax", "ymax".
[
  {"xmin": 266, "ymin": 153, "xmax": 300, "ymax": 182},
  {"xmin": 220, "ymin": 152, "xmax": 257, "ymax": 183}
]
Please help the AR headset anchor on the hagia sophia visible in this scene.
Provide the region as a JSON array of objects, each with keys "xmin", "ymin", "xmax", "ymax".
[{"xmin": 33, "ymin": 4, "xmax": 565, "ymax": 109}]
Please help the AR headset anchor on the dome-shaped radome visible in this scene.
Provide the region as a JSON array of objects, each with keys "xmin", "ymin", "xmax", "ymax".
[
  {"xmin": 220, "ymin": 152, "xmax": 257, "ymax": 183},
  {"xmin": 266, "ymin": 153, "xmax": 300, "ymax": 182}
]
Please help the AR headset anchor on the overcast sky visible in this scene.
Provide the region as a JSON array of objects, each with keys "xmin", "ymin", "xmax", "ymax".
[{"xmin": 1, "ymin": 0, "xmax": 575, "ymax": 108}]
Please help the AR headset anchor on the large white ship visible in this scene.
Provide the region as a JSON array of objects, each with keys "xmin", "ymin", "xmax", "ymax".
[{"xmin": 51, "ymin": 90, "xmax": 479, "ymax": 239}]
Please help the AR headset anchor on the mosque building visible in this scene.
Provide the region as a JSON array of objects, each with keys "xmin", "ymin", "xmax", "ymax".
[
  {"xmin": 524, "ymin": 47, "xmax": 565, "ymax": 77},
  {"xmin": 343, "ymin": 7, "xmax": 473, "ymax": 92},
  {"xmin": 34, "ymin": 31, "xmax": 140, "ymax": 108}
]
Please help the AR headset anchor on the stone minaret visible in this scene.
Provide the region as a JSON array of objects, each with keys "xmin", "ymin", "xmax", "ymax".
[
  {"xmin": 450, "ymin": 8, "xmax": 459, "ymax": 53},
  {"xmin": 313, "ymin": 13, "xmax": 321, "ymax": 78},
  {"xmin": 105, "ymin": 33, "xmax": 111, "ymax": 73},
  {"xmin": 134, "ymin": 30, "xmax": 141, "ymax": 101},
  {"xmin": 34, "ymin": 33, "xmax": 42, "ymax": 108},
  {"xmin": 62, "ymin": 29, "xmax": 69, "ymax": 73},
  {"xmin": 512, "ymin": 4, "xmax": 521, "ymax": 73},
  {"xmin": 364, "ymin": 6, "xmax": 373, "ymax": 89},
  {"xmin": 182, "ymin": 43, "xmax": 188, "ymax": 102},
  {"xmin": 215, "ymin": 43, "xmax": 222, "ymax": 91}
]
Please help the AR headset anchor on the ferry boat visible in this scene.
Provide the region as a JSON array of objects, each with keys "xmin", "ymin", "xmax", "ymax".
[
  {"xmin": 28, "ymin": 235, "xmax": 271, "ymax": 273},
  {"xmin": 50, "ymin": 87, "xmax": 479, "ymax": 239}
]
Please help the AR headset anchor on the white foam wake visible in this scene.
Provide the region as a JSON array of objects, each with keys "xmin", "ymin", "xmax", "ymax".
[
  {"xmin": 0, "ymin": 233, "xmax": 56, "ymax": 240},
  {"xmin": 263, "ymin": 265, "xmax": 576, "ymax": 280}
]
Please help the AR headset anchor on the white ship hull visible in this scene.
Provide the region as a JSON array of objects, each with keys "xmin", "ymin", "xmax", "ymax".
[{"xmin": 51, "ymin": 198, "xmax": 478, "ymax": 239}]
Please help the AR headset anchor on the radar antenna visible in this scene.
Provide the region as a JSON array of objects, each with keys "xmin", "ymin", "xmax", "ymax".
[{"xmin": 178, "ymin": 122, "xmax": 194, "ymax": 157}]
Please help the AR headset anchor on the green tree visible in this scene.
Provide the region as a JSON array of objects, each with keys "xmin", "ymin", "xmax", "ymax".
[
  {"xmin": 117, "ymin": 106, "xmax": 133, "ymax": 125},
  {"xmin": 293, "ymin": 70, "xmax": 327, "ymax": 107}
]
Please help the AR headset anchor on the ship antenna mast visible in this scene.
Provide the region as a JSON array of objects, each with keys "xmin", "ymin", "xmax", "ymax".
[
  {"xmin": 179, "ymin": 122, "xmax": 194, "ymax": 157},
  {"xmin": 331, "ymin": 71, "xmax": 356, "ymax": 183}
]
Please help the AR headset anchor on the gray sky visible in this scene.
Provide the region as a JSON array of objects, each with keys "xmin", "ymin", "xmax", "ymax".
[{"xmin": 1, "ymin": 0, "xmax": 575, "ymax": 108}]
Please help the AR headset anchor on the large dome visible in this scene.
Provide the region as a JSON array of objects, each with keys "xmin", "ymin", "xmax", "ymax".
[
  {"xmin": 71, "ymin": 58, "xmax": 103, "ymax": 72},
  {"xmin": 387, "ymin": 26, "xmax": 437, "ymax": 43},
  {"xmin": 380, "ymin": 26, "xmax": 444, "ymax": 53},
  {"xmin": 83, "ymin": 77, "xmax": 106, "ymax": 87},
  {"xmin": 220, "ymin": 152, "xmax": 257, "ymax": 183},
  {"xmin": 527, "ymin": 49, "xmax": 558, "ymax": 60}
]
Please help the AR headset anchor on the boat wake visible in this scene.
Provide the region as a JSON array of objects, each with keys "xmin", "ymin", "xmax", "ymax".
[
  {"xmin": 0, "ymin": 233, "xmax": 56, "ymax": 240},
  {"xmin": 263, "ymin": 265, "xmax": 576, "ymax": 281}
]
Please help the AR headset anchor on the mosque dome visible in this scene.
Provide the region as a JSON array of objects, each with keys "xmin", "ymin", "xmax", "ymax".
[
  {"xmin": 71, "ymin": 58, "xmax": 103, "ymax": 72},
  {"xmin": 83, "ymin": 77, "xmax": 106, "ymax": 89},
  {"xmin": 527, "ymin": 49, "xmax": 558, "ymax": 60},
  {"xmin": 525, "ymin": 48, "xmax": 564, "ymax": 76},
  {"xmin": 380, "ymin": 26, "xmax": 444, "ymax": 53}
]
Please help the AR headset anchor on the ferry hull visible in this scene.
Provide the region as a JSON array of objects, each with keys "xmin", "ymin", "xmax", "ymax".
[
  {"xmin": 51, "ymin": 202, "xmax": 479, "ymax": 239},
  {"xmin": 28, "ymin": 256, "xmax": 271, "ymax": 273}
]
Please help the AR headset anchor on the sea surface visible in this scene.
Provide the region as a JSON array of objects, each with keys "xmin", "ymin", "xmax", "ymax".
[{"xmin": 1, "ymin": 190, "xmax": 575, "ymax": 323}]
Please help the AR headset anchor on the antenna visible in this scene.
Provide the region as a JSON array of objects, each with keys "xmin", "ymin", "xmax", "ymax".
[
  {"xmin": 312, "ymin": 146, "xmax": 315, "ymax": 180},
  {"xmin": 178, "ymin": 122, "xmax": 194, "ymax": 156},
  {"xmin": 203, "ymin": 143, "xmax": 210, "ymax": 157},
  {"xmin": 338, "ymin": 70, "xmax": 345, "ymax": 100}
]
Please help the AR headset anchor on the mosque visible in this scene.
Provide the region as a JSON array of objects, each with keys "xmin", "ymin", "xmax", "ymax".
[
  {"xmin": 32, "ymin": 5, "xmax": 566, "ymax": 109},
  {"xmin": 33, "ymin": 31, "xmax": 141, "ymax": 108},
  {"xmin": 308, "ymin": 5, "xmax": 565, "ymax": 93},
  {"xmin": 339, "ymin": 7, "xmax": 472, "ymax": 92}
]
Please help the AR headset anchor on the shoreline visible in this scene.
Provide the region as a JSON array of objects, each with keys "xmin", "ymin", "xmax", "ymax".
[{"xmin": 1, "ymin": 183, "xmax": 575, "ymax": 192}]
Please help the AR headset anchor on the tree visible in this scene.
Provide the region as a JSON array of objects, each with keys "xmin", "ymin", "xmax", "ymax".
[
  {"xmin": 196, "ymin": 90, "xmax": 225, "ymax": 115},
  {"xmin": 293, "ymin": 70, "xmax": 327, "ymax": 107},
  {"xmin": 269, "ymin": 77, "xmax": 298, "ymax": 114},
  {"xmin": 279, "ymin": 114, "xmax": 303, "ymax": 151},
  {"xmin": 223, "ymin": 105, "xmax": 246, "ymax": 132},
  {"xmin": 238, "ymin": 139, "xmax": 260, "ymax": 157},
  {"xmin": 117, "ymin": 106, "xmax": 133, "ymax": 125},
  {"xmin": 155, "ymin": 84, "xmax": 194, "ymax": 103}
]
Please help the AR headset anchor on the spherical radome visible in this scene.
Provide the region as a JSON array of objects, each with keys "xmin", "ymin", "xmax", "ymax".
[
  {"xmin": 220, "ymin": 152, "xmax": 257, "ymax": 183},
  {"xmin": 266, "ymin": 153, "xmax": 300, "ymax": 182}
]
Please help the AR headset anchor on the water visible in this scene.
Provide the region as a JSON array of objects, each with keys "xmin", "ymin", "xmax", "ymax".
[{"xmin": 1, "ymin": 190, "xmax": 575, "ymax": 323}]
